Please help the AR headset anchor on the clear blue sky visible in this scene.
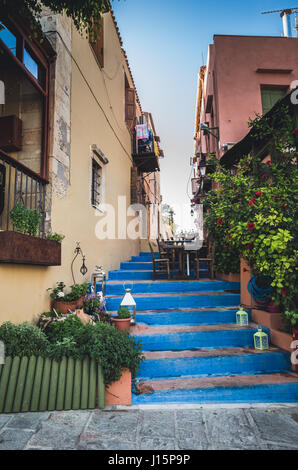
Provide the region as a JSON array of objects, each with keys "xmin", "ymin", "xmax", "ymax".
[{"xmin": 112, "ymin": 0, "xmax": 295, "ymax": 229}]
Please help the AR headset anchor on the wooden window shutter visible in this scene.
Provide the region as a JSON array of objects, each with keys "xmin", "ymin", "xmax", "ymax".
[{"xmin": 125, "ymin": 88, "xmax": 136, "ymax": 127}]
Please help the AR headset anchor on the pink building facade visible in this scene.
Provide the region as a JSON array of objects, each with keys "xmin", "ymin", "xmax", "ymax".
[{"xmin": 194, "ymin": 35, "xmax": 298, "ymax": 165}]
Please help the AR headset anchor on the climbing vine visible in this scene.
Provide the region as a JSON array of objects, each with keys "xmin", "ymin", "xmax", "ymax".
[
  {"xmin": 0, "ymin": 0, "xmax": 111, "ymax": 39},
  {"xmin": 204, "ymin": 105, "xmax": 298, "ymax": 310}
]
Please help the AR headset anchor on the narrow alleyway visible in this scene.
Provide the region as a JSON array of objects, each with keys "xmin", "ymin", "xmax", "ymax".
[{"xmin": 106, "ymin": 251, "xmax": 298, "ymax": 405}]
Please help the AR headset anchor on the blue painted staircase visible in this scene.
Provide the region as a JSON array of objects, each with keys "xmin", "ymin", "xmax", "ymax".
[{"xmin": 105, "ymin": 251, "xmax": 298, "ymax": 404}]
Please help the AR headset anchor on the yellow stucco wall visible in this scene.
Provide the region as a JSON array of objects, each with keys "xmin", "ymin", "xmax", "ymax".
[{"xmin": 0, "ymin": 13, "xmax": 140, "ymax": 325}]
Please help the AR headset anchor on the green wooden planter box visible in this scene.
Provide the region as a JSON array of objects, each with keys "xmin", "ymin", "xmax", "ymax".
[{"xmin": 0, "ymin": 356, "xmax": 105, "ymax": 413}]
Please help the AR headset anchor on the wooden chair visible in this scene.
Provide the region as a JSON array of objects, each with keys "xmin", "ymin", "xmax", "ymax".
[
  {"xmin": 156, "ymin": 239, "xmax": 168, "ymax": 259},
  {"xmin": 194, "ymin": 239, "xmax": 215, "ymax": 280},
  {"xmin": 149, "ymin": 241, "xmax": 170, "ymax": 281},
  {"xmin": 161, "ymin": 238, "xmax": 176, "ymax": 270}
]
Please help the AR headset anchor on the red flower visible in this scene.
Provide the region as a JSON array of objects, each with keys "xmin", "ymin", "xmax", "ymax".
[
  {"xmin": 281, "ymin": 288, "xmax": 288, "ymax": 296},
  {"xmin": 256, "ymin": 191, "xmax": 263, "ymax": 197},
  {"xmin": 266, "ymin": 161, "xmax": 272, "ymax": 166},
  {"xmin": 247, "ymin": 243, "xmax": 253, "ymax": 250},
  {"xmin": 247, "ymin": 222, "xmax": 255, "ymax": 231},
  {"xmin": 262, "ymin": 174, "xmax": 268, "ymax": 180},
  {"xmin": 217, "ymin": 218, "xmax": 223, "ymax": 226},
  {"xmin": 294, "ymin": 129, "xmax": 298, "ymax": 134},
  {"xmin": 248, "ymin": 198, "xmax": 256, "ymax": 206}
]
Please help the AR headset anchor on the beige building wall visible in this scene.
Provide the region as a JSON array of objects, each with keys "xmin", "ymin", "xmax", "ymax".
[{"xmin": 0, "ymin": 11, "xmax": 141, "ymax": 325}]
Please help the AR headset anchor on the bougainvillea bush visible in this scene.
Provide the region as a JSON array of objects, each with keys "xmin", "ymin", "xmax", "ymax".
[{"xmin": 204, "ymin": 105, "xmax": 298, "ymax": 310}]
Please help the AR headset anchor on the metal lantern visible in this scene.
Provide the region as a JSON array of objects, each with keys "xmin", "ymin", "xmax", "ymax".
[
  {"xmin": 236, "ymin": 307, "xmax": 249, "ymax": 327},
  {"xmin": 254, "ymin": 327, "xmax": 269, "ymax": 351},
  {"xmin": 121, "ymin": 284, "xmax": 136, "ymax": 325},
  {"xmin": 91, "ymin": 265, "xmax": 106, "ymax": 296}
]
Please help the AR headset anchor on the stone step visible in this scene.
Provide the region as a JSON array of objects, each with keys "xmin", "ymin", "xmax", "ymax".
[
  {"xmin": 135, "ymin": 308, "xmax": 243, "ymax": 326},
  {"xmin": 108, "ymin": 270, "xmax": 209, "ymax": 281},
  {"xmin": 105, "ymin": 280, "xmax": 240, "ymax": 295},
  {"xmin": 132, "ymin": 374, "xmax": 298, "ymax": 404},
  {"xmin": 137, "ymin": 347, "xmax": 291, "ymax": 381},
  {"xmin": 132, "ymin": 324, "xmax": 269, "ymax": 352},
  {"xmin": 105, "ymin": 292, "xmax": 240, "ymax": 311}
]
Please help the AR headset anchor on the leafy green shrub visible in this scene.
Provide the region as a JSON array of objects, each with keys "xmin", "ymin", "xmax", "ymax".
[
  {"xmin": 46, "ymin": 233, "xmax": 65, "ymax": 243},
  {"xmin": 9, "ymin": 203, "xmax": 41, "ymax": 236},
  {"xmin": 45, "ymin": 315, "xmax": 85, "ymax": 343},
  {"xmin": 117, "ymin": 307, "xmax": 131, "ymax": 319},
  {"xmin": 48, "ymin": 282, "xmax": 89, "ymax": 302},
  {"xmin": 0, "ymin": 319, "xmax": 144, "ymax": 387},
  {"xmin": 0, "ymin": 322, "xmax": 49, "ymax": 358},
  {"xmin": 204, "ymin": 106, "xmax": 297, "ymax": 308}
]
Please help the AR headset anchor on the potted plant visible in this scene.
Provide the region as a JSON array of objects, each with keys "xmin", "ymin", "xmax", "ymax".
[
  {"xmin": 0, "ymin": 203, "xmax": 61, "ymax": 266},
  {"xmin": 112, "ymin": 307, "xmax": 132, "ymax": 331},
  {"xmin": 71, "ymin": 283, "xmax": 90, "ymax": 308},
  {"xmin": 83, "ymin": 292, "xmax": 110, "ymax": 323},
  {"xmin": 48, "ymin": 282, "xmax": 79, "ymax": 315}
]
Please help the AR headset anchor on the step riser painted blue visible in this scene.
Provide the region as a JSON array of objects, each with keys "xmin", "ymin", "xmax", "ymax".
[
  {"xmin": 135, "ymin": 328, "xmax": 269, "ymax": 352},
  {"xmin": 105, "ymin": 281, "xmax": 240, "ymax": 295},
  {"xmin": 136, "ymin": 310, "xmax": 248, "ymax": 326},
  {"xmin": 106, "ymin": 294, "xmax": 240, "ymax": 311},
  {"xmin": 132, "ymin": 383, "xmax": 298, "ymax": 404},
  {"xmin": 121, "ymin": 262, "xmax": 154, "ymax": 270},
  {"xmin": 138, "ymin": 352, "xmax": 291, "ymax": 381},
  {"xmin": 108, "ymin": 271, "xmax": 209, "ymax": 280}
]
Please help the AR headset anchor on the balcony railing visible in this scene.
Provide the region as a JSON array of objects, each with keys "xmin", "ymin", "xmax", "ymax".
[{"xmin": 0, "ymin": 149, "xmax": 47, "ymax": 237}]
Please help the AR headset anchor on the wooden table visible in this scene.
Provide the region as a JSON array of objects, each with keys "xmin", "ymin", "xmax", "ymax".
[{"xmin": 165, "ymin": 242, "xmax": 194, "ymax": 280}]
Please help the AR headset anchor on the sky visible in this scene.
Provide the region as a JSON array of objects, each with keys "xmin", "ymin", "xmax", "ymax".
[{"xmin": 112, "ymin": 0, "xmax": 295, "ymax": 230}]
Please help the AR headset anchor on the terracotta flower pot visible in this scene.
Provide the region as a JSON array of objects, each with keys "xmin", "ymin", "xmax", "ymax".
[
  {"xmin": 53, "ymin": 299, "xmax": 78, "ymax": 315},
  {"xmin": 112, "ymin": 317, "xmax": 131, "ymax": 331}
]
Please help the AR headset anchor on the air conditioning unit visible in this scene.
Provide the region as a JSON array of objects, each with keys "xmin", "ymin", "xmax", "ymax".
[{"xmin": 222, "ymin": 142, "xmax": 236, "ymax": 152}]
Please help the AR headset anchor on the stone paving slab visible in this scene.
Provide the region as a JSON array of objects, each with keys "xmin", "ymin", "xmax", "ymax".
[{"xmin": 0, "ymin": 406, "xmax": 297, "ymax": 450}]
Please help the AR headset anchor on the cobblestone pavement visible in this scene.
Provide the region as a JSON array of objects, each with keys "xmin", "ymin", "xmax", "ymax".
[{"xmin": 0, "ymin": 405, "xmax": 298, "ymax": 450}]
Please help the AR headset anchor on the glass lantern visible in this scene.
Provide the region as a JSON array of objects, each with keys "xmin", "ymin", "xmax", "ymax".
[
  {"xmin": 91, "ymin": 266, "xmax": 106, "ymax": 296},
  {"xmin": 254, "ymin": 327, "xmax": 269, "ymax": 351},
  {"xmin": 121, "ymin": 282, "xmax": 136, "ymax": 325},
  {"xmin": 236, "ymin": 307, "xmax": 249, "ymax": 327}
]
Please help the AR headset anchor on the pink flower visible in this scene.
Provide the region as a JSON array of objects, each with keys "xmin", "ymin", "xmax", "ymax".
[{"xmin": 247, "ymin": 222, "xmax": 255, "ymax": 231}]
